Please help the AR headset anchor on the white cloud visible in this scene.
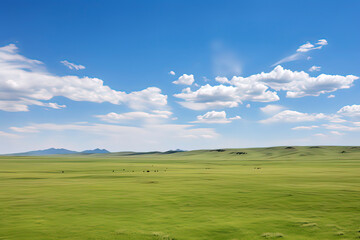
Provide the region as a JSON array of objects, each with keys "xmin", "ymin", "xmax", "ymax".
[
  {"xmin": 172, "ymin": 74, "xmax": 194, "ymax": 85},
  {"xmin": 0, "ymin": 44, "xmax": 167, "ymax": 112},
  {"xmin": 330, "ymin": 131, "xmax": 344, "ymax": 136},
  {"xmin": 95, "ymin": 110, "xmax": 173, "ymax": 123},
  {"xmin": 191, "ymin": 111, "xmax": 241, "ymax": 124},
  {"xmin": 246, "ymin": 104, "xmax": 251, "ymax": 108},
  {"xmin": 10, "ymin": 126, "xmax": 38, "ymax": 133},
  {"xmin": 327, "ymin": 94, "xmax": 335, "ymax": 98},
  {"xmin": 322, "ymin": 123, "xmax": 360, "ymax": 132},
  {"xmin": 176, "ymin": 66, "xmax": 357, "ymax": 110},
  {"xmin": 215, "ymin": 76, "xmax": 230, "ymax": 84},
  {"xmin": 0, "ymin": 130, "xmax": 19, "ymax": 138},
  {"xmin": 314, "ymin": 133, "xmax": 326, "ymax": 137},
  {"xmin": 337, "ymin": 105, "xmax": 360, "ymax": 117},
  {"xmin": 292, "ymin": 125, "xmax": 319, "ymax": 130},
  {"xmin": 309, "ymin": 66, "xmax": 321, "ymax": 72},
  {"xmin": 174, "ymin": 80, "xmax": 279, "ymax": 110},
  {"xmin": 297, "ymin": 42, "xmax": 322, "ymax": 53},
  {"xmin": 0, "ymin": 99, "xmax": 65, "ymax": 112},
  {"xmin": 260, "ymin": 104, "xmax": 286, "ymax": 115},
  {"xmin": 260, "ymin": 110, "xmax": 328, "ymax": 124},
  {"xmin": 317, "ymin": 39, "xmax": 328, "ymax": 46},
  {"xmin": 250, "ymin": 65, "xmax": 357, "ymax": 98},
  {"xmin": 60, "ymin": 60, "xmax": 85, "ymax": 70},
  {"xmin": 273, "ymin": 39, "xmax": 328, "ymax": 66},
  {"xmin": 169, "ymin": 71, "xmax": 175, "ymax": 75},
  {"xmin": 124, "ymin": 87, "xmax": 168, "ymax": 111}
]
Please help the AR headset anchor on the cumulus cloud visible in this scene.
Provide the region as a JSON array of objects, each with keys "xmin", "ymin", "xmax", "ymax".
[
  {"xmin": 273, "ymin": 39, "xmax": 328, "ymax": 66},
  {"xmin": 60, "ymin": 60, "xmax": 85, "ymax": 70},
  {"xmin": 215, "ymin": 76, "xmax": 230, "ymax": 84},
  {"xmin": 95, "ymin": 110, "xmax": 173, "ymax": 123},
  {"xmin": 337, "ymin": 105, "xmax": 360, "ymax": 117},
  {"xmin": 175, "ymin": 65, "xmax": 357, "ymax": 110},
  {"xmin": 173, "ymin": 74, "xmax": 194, "ymax": 85},
  {"xmin": 250, "ymin": 65, "xmax": 357, "ymax": 98},
  {"xmin": 169, "ymin": 71, "xmax": 175, "ymax": 75},
  {"xmin": 328, "ymin": 94, "xmax": 335, "ymax": 98},
  {"xmin": 0, "ymin": 44, "xmax": 167, "ymax": 112},
  {"xmin": 260, "ymin": 110, "xmax": 328, "ymax": 124},
  {"xmin": 174, "ymin": 81, "xmax": 279, "ymax": 110},
  {"xmin": 309, "ymin": 66, "xmax": 321, "ymax": 72},
  {"xmin": 191, "ymin": 111, "xmax": 241, "ymax": 124},
  {"xmin": 260, "ymin": 104, "xmax": 286, "ymax": 115}
]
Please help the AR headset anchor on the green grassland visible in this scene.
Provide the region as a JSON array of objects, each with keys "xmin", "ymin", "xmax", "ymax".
[{"xmin": 0, "ymin": 146, "xmax": 359, "ymax": 240}]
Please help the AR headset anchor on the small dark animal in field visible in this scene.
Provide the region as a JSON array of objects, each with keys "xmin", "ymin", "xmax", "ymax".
[
  {"xmin": 341, "ymin": 151, "xmax": 346, "ymax": 153},
  {"xmin": 285, "ymin": 147, "xmax": 295, "ymax": 149},
  {"xmin": 212, "ymin": 149, "xmax": 225, "ymax": 152},
  {"xmin": 147, "ymin": 170, "xmax": 150, "ymax": 172},
  {"xmin": 61, "ymin": 171, "xmax": 64, "ymax": 173},
  {"xmin": 236, "ymin": 152, "xmax": 247, "ymax": 155}
]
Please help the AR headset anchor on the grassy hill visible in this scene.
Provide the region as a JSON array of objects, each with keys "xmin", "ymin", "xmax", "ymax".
[{"xmin": 0, "ymin": 146, "xmax": 359, "ymax": 239}]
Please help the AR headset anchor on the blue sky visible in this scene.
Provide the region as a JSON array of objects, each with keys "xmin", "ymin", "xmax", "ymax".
[{"xmin": 1, "ymin": 0, "xmax": 360, "ymax": 153}]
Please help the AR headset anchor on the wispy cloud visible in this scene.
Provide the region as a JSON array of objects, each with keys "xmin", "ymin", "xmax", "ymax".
[
  {"xmin": 272, "ymin": 39, "xmax": 328, "ymax": 66},
  {"xmin": 211, "ymin": 41, "xmax": 242, "ymax": 76},
  {"xmin": 260, "ymin": 105, "xmax": 286, "ymax": 115},
  {"xmin": 61, "ymin": 60, "xmax": 85, "ymax": 70},
  {"xmin": 309, "ymin": 66, "xmax": 321, "ymax": 72}
]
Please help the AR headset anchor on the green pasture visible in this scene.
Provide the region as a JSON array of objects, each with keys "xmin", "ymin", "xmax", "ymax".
[{"xmin": 0, "ymin": 146, "xmax": 359, "ymax": 239}]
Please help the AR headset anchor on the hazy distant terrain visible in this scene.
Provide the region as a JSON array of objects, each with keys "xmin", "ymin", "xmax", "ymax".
[
  {"xmin": 5, "ymin": 148, "xmax": 110, "ymax": 156},
  {"xmin": 0, "ymin": 146, "xmax": 359, "ymax": 240}
]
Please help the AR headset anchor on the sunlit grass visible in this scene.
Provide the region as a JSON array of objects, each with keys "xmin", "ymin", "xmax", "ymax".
[{"xmin": 0, "ymin": 146, "xmax": 359, "ymax": 239}]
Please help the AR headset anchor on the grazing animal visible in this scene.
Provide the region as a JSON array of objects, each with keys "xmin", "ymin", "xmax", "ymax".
[{"xmin": 236, "ymin": 152, "xmax": 247, "ymax": 155}]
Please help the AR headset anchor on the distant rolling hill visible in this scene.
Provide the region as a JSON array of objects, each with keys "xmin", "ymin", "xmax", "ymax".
[{"xmin": 5, "ymin": 148, "xmax": 110, "ymax": 156}]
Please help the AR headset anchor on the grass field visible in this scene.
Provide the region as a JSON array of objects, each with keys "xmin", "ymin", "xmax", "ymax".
[{"xmin": 0, "ymin": 146, "xmax": 359, "ymax": 240}]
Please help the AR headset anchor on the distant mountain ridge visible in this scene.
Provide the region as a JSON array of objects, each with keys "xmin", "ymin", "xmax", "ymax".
[{"xmin": 5, "ymin": 148, "xmax": 110, "ymax": 156}]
